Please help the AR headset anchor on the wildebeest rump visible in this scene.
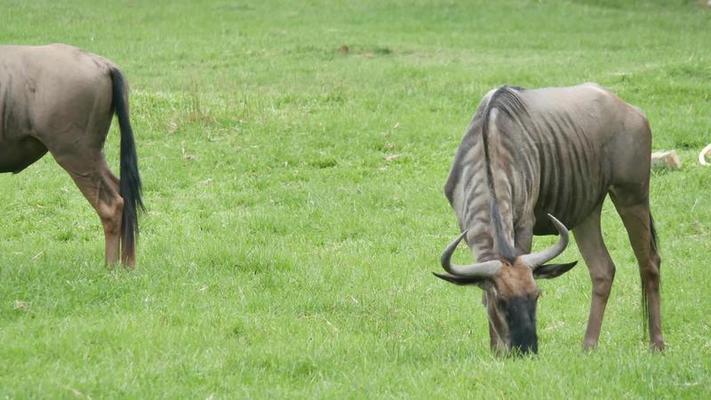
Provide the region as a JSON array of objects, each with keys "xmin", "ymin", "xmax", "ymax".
[
  {"xmin": 436, "ymin": 84, "xmax": 663, "ymax": 354},
  {"xmin": 0, "ymin": 44, "xmax": 142, "ymax": 267}
]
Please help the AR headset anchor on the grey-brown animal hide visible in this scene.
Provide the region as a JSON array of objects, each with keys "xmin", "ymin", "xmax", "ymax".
[
  {"xmin": 0, "ymin": 44, "xmax": 142, "ymax": 267},
  {"xmin": 439, "ymin": 83, "xmax": 663, "ymax": 353}
]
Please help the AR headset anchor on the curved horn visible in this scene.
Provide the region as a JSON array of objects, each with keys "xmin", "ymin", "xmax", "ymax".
[
  {"xmin": 440, "ymin": 230, "xmax": 502, "ymax": 278},
  {"xmin": 521, "ymin": 214, "xmax": 570, "ymax": 268},
  {"xmin": 699, "ymin": 143, "xmax": 711, "ymax": 166}
]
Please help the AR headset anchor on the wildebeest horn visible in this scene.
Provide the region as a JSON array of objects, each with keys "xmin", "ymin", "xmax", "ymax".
[
  {"xmin": 521, "ymin": 214, "xmax": 570, "ymax": 268},
  {"xmin": 699, "ymin": 143, "xmax": 711, "ymax": 166},
  {"xmin": 439, "ymin": 230, "xmax": 502, "ymax": 278}
]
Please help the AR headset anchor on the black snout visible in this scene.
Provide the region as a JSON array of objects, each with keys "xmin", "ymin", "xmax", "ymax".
[
  {"xmin": 511, "ymin": 336, "xmax": 538, "ymax": 355},
  {"xmin": 505, "ymin": 296, "xmax": 539, "ymax": 355}
]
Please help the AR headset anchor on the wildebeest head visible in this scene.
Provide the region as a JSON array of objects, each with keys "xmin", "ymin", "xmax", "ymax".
[{"xmin": 433, "ymin": 214, "xmax": 577, "ymax": 355}]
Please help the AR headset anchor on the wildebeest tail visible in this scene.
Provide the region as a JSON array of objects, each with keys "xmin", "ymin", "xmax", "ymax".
[
  {"xmin": 641, "ymin": 212, "xmax": 660, "ymax": 338},
  {"xmin": 649, "ymin": 213, "xmax": 659, "ymax": 255},
  {"xmin": 109, "ymin": 67, "xmax": 144, "ymax": 262}
]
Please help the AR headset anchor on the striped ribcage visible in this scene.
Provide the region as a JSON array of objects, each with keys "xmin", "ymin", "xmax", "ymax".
[{"xmin": 446, "ymin": 86, "xmax": 614, "ymax": 261}]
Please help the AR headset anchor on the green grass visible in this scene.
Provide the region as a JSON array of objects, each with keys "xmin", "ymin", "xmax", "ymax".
[{"xmin": 1, "ymin": 0, "xmax": 710, "ymax": 398}]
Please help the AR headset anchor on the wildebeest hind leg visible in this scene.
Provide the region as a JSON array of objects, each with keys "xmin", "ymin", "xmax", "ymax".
[
  {"xmin": 52, "ymin": 152, "xmax": 124, "ymax": 267},
  {"xmin": 610, "ymin": 188, "xmax": 664, "ymax": 351},
  {"xmin": 573, "ymin": 203, "xmax": 616, "ymax": 350}
]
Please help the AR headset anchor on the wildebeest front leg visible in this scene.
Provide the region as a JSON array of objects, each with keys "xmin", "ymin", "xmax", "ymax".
[
  {"xmin": 53, "ymin": 153, "xmax": 124, "ymax": 267},
  {"xmin": 611, "ymin": 195, "xmax": 664, "ymax": 351},
  {"xmin": 573, "ymin": 204, "xmax": 616, "ymax": 350}
]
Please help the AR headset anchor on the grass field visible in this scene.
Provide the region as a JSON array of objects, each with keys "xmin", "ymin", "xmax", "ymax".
[{"xmin": 1, "ymin": 0, "xmax": 710, "ymax": 398}]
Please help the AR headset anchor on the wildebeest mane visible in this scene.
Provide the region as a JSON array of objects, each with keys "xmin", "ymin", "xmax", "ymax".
[{"xmin": 481, "ymin": 86, "xmax": 528, "ymax": 263}]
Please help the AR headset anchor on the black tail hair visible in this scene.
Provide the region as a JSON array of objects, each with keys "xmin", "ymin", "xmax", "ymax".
[
  {"xmin": 109, "ymin": 67, "xmax": 144, "ymax": 263},
  {"xmin": 641, "ymin": 212, "xmax": 660, "ymax": 338},
  {"xmin": 481, "ymin": 86, "xmax": 527, "ymax": 262},
  {"xmin": 649, "ymin": 213, "xmax": 659, "ymax": 254}
]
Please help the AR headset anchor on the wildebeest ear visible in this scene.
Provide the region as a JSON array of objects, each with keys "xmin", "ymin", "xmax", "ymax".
[
  {"xmin": 533, "ymin": 261, "xmax": 578, "ymax": 280},
  {"xmin": 432, "ymin": 272, "xmax": 487, "ymax": 286}
]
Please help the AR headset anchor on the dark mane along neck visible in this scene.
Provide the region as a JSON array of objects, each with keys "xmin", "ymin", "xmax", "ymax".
[{"xmin": 481, "ymin": 86, "xmax": 527, "ymax": 262}]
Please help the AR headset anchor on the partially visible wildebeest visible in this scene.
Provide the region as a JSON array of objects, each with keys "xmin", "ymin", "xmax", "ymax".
[
  {"xmin": 0, "ymin": 44, "xmax": 143, "ymax": 267},
  {"xmin": 436, "ymin": 83, "xmax": 663, "ymax": 354}
]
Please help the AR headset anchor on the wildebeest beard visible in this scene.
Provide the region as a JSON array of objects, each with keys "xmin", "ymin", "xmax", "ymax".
[{"xmin": 504, "ymin": 296, "xmax": 538, "ymax": 354}]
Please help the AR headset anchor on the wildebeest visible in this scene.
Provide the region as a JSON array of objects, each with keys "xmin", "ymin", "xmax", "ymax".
[
  {"xmin": 436, "ymin": 83, "xmax": 663, "ymax": 354},
  {"xmin": 0, "ymin": 44, "xmax": 142, "ymax": 267}
]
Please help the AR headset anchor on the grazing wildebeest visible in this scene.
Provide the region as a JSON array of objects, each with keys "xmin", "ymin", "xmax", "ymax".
[
  {"xmin": 0, "ymin": 44, "xmax": 142, "ymax": 267},
  {"xmin": 435, "ymin": 83, "xmax": 663, "ymax": 354}
]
